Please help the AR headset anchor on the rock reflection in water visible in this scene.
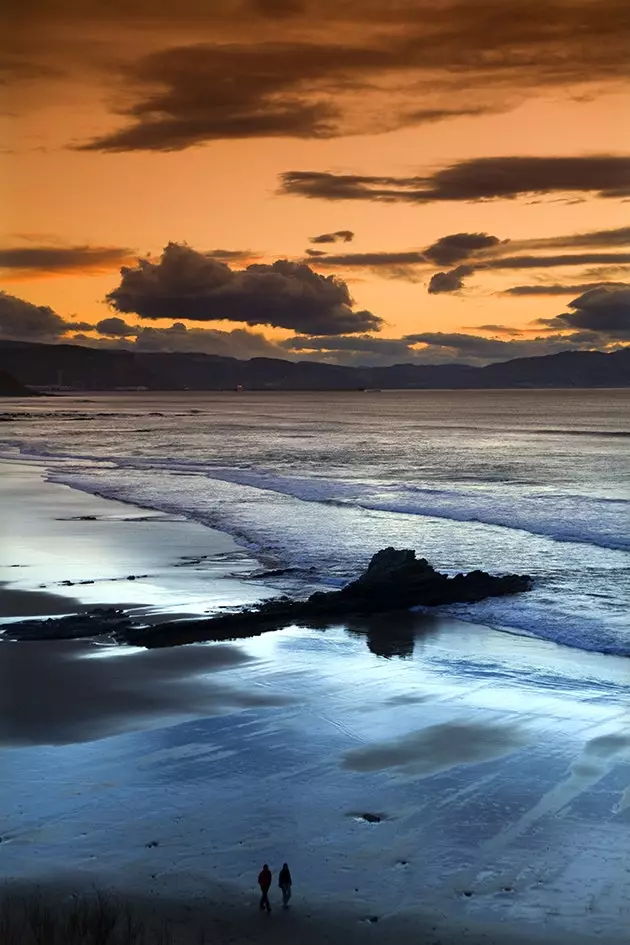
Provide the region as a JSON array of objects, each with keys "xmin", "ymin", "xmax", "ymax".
[{"xmin": 344, "ymin": 612, "xmax": 439, "ymax": 659}]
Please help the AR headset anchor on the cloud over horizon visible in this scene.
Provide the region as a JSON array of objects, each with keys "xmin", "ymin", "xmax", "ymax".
[
  {"xmin": 0, "ymin": 291, "xmax": 91, "ymax": 341},
  {"xmin": 105, "ymin": 242, "xmax": 382, "ymax": 335},
  {"xmin": 281, "ymin": 329, "xmax": 620, "ymax": 367},
  {"xmin": 539, "ymin": 285, "xmax": 630, "ymax": 339},
  {"xmin": 1, "ymin": 282, "xmax": 627, "ymax": 368}
]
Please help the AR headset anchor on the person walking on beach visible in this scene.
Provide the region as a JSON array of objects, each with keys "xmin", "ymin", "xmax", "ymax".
[
  {"xmin": 278, "ymin": 862, "xmax": 292, "ymax": 908},
  {"xmin": 258, "ymin": 864, "xmax": 272, "ymax": 912}
]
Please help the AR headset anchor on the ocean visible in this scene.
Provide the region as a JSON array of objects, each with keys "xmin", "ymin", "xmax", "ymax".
[{"xmin": 1, "ymin": 388, "xmax": 628, "ymax": 655}]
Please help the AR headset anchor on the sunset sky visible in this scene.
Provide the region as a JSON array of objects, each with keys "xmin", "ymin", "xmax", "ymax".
[{"xmin": 2, "ymin": 0, "xmax": 629, "ymax": 365}]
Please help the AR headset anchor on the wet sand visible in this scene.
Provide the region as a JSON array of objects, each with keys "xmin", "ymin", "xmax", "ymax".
[
  {"xmin": 0, "ymin": 583, "xmax": 87, "ymax": 617},
  {"xmin": 1, "ymin": 461, "xmax": 629, "ymax": 945},
  {"xmin": 1, "ymin": 877, "xmax": 615, "ymax": 945},
  {"xmin": 0, "ymin": 459, "xmax": 275, "ymax": 622}
]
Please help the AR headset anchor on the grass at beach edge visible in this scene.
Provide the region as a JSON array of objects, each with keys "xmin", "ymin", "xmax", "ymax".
[{"xmin": 0, "ymin": 888, "xmax": 212, "ymax": 945}]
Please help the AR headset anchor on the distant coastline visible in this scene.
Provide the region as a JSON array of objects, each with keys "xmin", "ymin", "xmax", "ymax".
[{"xmin": 1, "ymin": 339, "xmax": 629, "ymax": 392}]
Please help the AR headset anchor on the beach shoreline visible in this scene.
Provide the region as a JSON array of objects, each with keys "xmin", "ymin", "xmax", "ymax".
[{"xmin": 0, "ymin": 458, "xmax": 279, "ymax": 627}]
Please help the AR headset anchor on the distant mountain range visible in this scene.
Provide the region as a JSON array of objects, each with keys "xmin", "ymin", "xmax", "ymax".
[{"xmin": 0, "ymin": 339, "xmax": 628, "ymax": 392}]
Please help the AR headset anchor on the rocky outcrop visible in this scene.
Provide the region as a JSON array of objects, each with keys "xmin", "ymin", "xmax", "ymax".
[
  {"xmin": 4, "ymin": 549, "xmax": 531, "ymax": 647},
  {"xmin": 307, "ymin": 547, "xmax": 530, "ymax": 612},
  {"xmin": 4, "ymin": 608, "xmax": 132, "ymax": 641},
  {"xmin": 118, "ymin": 548, "xmax": 531, "ymax": 648}
]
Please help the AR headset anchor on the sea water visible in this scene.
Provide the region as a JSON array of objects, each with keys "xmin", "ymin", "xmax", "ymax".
[{"xmin": 1, "ymin": 389, "xmax": 628, "ymax": 655}]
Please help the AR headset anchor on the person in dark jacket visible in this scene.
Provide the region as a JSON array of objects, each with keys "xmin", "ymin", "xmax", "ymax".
[
  {"xmin": 278, "ymin": 862, "xmax": 292, "ymax": 908},
  {"xmin": 258, "ymin": 864, "xmax": 272, "ymax": 912}
]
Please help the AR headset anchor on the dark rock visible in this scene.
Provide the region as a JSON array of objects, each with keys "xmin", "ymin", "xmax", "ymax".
[
  {"xmin": 4, "ymin": 608, "xmax": 133, "ymax": 641},
  {"xmin": 118, "ymin": 547, "xmax": 531, "ymax": 648}
]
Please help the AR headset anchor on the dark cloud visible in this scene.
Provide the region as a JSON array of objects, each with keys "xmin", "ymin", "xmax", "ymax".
[
  {"xmin": 0, "ymin": 244, "xmax": 134, "ymax": 277},
  {"xmin": 306, "ymin": 250, "xmax": 429, "ymax": 283},
  {"xmin": 309, "ymin": 230, "xmax": 354, "ymax": 244},
  {"xmin": 95, "ymin": 316, "xmax": 140, "ymax": 336},
  {"xmin": 0, "ymin": 291, "xmax": 90, "ymax": 340},
  {"xmin": 306, "ymin": 226, "xmax": 630, "ymax": 285},
  {"xmin": 282, "ymin": 334, "xmax": 412, "ymax": 358},
  {"xmin": 74, "ymin": 43, "xmax": 343, "ymax": 151},
  {"xmin": 282, "ymin": 170, "xmax": 428, "ymax": 201},
  {"xmin": 399, "ymin": 105, "xmax": 498, "ymax": 124},
  {"xmin": 470, "ymin": 324, "xmax": 525, "ymax": 336},
  {"xmin": 281, "ymin": 156, "xmax": 630, "ymax": 203},
  {"xmin": 303, "ymin": 226, "xmax": 630, "ymax": 287},
  {"xmin": 503, "ymin": 282, "xmax": 627, "ymax": 296},
  {"xmin": 430, "ymin": 254, "xmax": 630, "ymax": 293},
  {"xmin": 3, "ymin": 283, "xmax": 625, "ymax": 367},
  {"xmin": 205, "ymin": 248, "xmax": 258, "ymax": 261},
  {"xmin": 310, "ymin": 251, "xmax": 426, "ymax": 267},
  {"xmin": 485, "ymin": 252, "xmax": 630, "ymax": 269},
  {"xmin": 106, "ymin": 242, "xmax": 382, "ymax": 335},
  {"xmin": 428, "ymin": 266, "xmax": 473, "ymax": 294},
  {"xmin": 278, "ymin": 327, "xmax": 617, "ymax": 367},
  {"xmin": 404, "ymin": 331, "xmax": 587, "ymax": 360},
  {"xmin": 63, "ymin": 2, "xmax": 630, "ymax": 150},
  {"xmin": 424, "ymin": 233, "xmax": 502, "ymax": 266},
  {"xmin": 525, "ymin": 226, "xmax": 630, "ymax": 251},
  {"xmin": 541, "ymin": 285, "xmax": 630, "ymax": 338},
  {"xmin": 305, "ymin": 249, "xmax": 327, "ymax": 257},
  {"xmin": 128, "ymin": 323, "xmax": 289, "ymax": 358},
  {"xmin": 72, "ymin": 318, "xmax": 297, "ymax": 359}
]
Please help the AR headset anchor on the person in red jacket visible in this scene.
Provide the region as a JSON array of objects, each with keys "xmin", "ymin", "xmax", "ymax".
[{"xmin": 258, "ymin": 864, "xmax": 272, "ymax": 912}]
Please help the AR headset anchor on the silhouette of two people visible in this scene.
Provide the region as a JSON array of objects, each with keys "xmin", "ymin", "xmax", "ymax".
[{"xmin": 258, "ymin": 862, "xmax": 292, "ymax": 911}]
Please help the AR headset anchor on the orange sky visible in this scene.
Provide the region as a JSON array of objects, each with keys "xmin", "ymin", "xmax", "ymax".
[{"xmin": 2, "ymin": 1, "xmax": 629, "ymax": 364}]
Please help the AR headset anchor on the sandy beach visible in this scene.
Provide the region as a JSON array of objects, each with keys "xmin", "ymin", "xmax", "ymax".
[{"xmin": 1, "ymin": 460, "xmax": 629, "ymax": 944}]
